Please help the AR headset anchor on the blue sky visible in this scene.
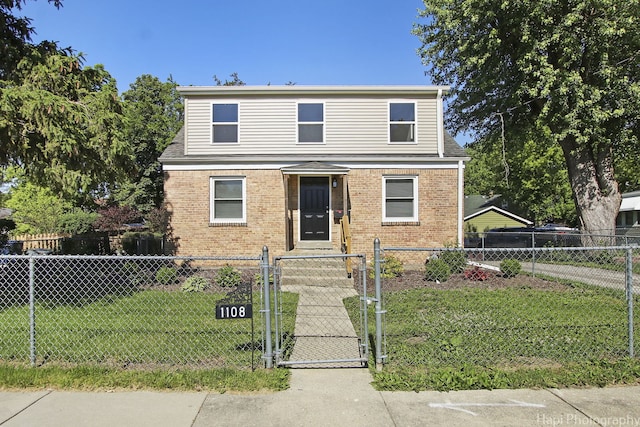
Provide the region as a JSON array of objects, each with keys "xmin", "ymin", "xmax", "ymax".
[{"xmin": 21, "ymin": 0, "xmax": 433, "ymax": 92}]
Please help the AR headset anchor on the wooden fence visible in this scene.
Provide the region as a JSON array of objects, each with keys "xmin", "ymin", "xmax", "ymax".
[{"xmin": 11, "ymin": 233, "xmax": 67, "ymax": 253}]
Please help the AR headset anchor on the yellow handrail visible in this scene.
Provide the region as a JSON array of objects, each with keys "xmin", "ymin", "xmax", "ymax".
[{"xmin": 340, "ymin": 216, "xmax": 352, "ymax": 277}]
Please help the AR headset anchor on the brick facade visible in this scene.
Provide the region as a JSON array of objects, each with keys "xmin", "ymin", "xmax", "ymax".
[{"xmin": 164, "ymin": 167, "xmax": 460, "ymax": 262}]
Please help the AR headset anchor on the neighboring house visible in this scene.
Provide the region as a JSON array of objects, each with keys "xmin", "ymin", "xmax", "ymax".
[
  {"xmin": 617, "ymin": 190, "xmax": 640, "ymax": 232},
  {"xmin": 464, "ymin": 195, "xmax": 533, "ymax": 233},
  {"xmin": 159, "ymin": 86, "xmax": 468, "ymax": 258}
]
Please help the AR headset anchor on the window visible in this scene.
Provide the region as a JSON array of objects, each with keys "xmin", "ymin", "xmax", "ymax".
[
  {"xmin": 298, "ymin": 103, "xmax": 324, "ymax": 143},
  {"xmin": 383, "ymin": 176, "xmax": 418, "ymax": 221},
  {"xmin": 212, "ymin": 103, "xmax": 238, "ymax": 143},
  {"xmin": 210, "ymin": 177, "xmax": 245, "ymax": 223},
  {"xmin": 389, "ymin": 102, "xmax": 416, "ymax": 143}
]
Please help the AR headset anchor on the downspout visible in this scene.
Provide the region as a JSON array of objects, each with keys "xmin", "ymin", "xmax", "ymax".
[
  {"xmin": 436, "ymin": 89, "xmax": 444, "ymax": 158},
  {"xmin": 458, "ymin": 160, "xmax": 464, "ymax": 247},
  {"xmin": 284, "ymin": 174, "xmax": 290, "ymax": 251}
]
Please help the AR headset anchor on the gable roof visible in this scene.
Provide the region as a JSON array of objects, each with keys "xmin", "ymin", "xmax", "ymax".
[
  {"xmin": 464, "ymin": 195, "xmax": 532, "ymax": 225},
  {"xmin": 464, "ymin": 205, "xmax": 533, "ymax": 225}
]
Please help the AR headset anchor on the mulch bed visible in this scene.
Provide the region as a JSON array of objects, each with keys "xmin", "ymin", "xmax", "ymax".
[{"xmin": 356, "ymin": 268, "xmax": 570, "ymax": 292}]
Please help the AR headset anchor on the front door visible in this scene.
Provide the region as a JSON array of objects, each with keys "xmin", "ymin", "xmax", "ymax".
[{"xmin": 300, "ymin": 177, "xmax": 329, "ymax": 241}]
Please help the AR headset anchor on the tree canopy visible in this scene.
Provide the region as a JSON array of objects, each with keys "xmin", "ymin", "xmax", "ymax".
[
  {"xmin": 113, "ymin": 75, "xmax": 183, "ymax": 213},
  {"xmin": 415, "ymin": 0, "xmax": 640, "ymax": 236},
  {"xmin": 0, "ymin": 0, "xmax": 132, "ymax": 204}
]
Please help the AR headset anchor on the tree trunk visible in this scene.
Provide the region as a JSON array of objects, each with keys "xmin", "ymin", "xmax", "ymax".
[{"xmin": 561, "ymin": 138, "xmax": 621, "ymax": 246}]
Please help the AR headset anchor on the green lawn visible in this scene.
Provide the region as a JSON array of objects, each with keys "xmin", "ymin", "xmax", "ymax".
[
  {"xmin": 0, "ymin": 289, "xmax": 298, "ymax": 391},
  {"xmin": 345, "ymin": 282, "xmax": 640, "ymax": 391}
]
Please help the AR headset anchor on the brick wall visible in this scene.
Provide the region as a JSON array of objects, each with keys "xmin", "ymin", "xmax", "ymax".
[
  {"xmin": 347, "ymin": 168, "xmax": 460, "ymax": 263},
  {"xmin": 164, "ymin": 169, "xmax": 286, "ymax": 257},
  {"xmin": 164, "ymin": 167, "xmax": 460, "ymax": 261}
]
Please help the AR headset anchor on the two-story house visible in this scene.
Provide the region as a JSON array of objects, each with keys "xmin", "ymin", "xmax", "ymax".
[{"xmin": 159, "ymin": 85, "xmax": 468, "ymax": 258}]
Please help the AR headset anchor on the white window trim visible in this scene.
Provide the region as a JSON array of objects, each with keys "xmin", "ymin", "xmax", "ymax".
[
  {"xmin": 388, "ymin": 101, "xmax": 417, "ymax": 144},
  {"xmin": 210, "ymin": 176, "xmax": 246, "ymax": 224},
  {"xmin": 211, "ymin": 102, "xmax": 239, "ymax": 144},
  {"xmin": 382, "ymin": 175, "xmax": 418, "ymax": 222},
  {"xmin": 296, "ymin": 101, "xmax": 325, "ymax": 144}
]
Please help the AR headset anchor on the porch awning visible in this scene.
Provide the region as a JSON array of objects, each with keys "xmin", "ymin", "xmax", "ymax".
[{"xmin": 280, "ymin": 161, "xmax": 350, "ymax": 175}]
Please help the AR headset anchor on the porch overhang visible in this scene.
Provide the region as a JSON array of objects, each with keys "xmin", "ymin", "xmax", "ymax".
[{"xmin": 280, "ymin": 161, "xmax": 350, "ymax": 175}]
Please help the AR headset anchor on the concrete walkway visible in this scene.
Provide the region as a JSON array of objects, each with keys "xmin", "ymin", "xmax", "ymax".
[
  {"xmin": 2, "ymin": 370, "xmax": 640, "ymax": 426},
  {"xmin": 280, "ymin": 284, "xmax": 365, "ymax": 368}
]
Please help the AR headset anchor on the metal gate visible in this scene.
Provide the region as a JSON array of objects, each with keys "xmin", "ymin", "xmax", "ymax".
[{"xmin": 272, "ymin": 253, "xmax": 369, "ymax": 368}]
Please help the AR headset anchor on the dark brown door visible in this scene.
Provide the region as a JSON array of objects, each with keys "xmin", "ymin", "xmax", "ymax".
[{"xmin": 300, "ymin": 177, "xmax": 329, "ymax": 241}]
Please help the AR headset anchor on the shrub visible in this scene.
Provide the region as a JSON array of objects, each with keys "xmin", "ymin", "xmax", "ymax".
[
  {"xmin": 216, "ymin": 264, "xmax": 242, "ymax": 288},
  {"xmin": 155, "ymin": 266, "xmax": 177, "ymax": 285},
  {"xmin": 425, "ymin": 259, "xmax": 451, "ymax": 282},
  {"xmin": 370, "ymin": 254, "xmax": 404, "ymax": 279},
  {"xmin": 181, "ymin": 276, "xmax": 210, "ymax": 293},
  {"xmin": 254, "ymin": 271, "xmax": 274, "ymax": 287},
  {"xmin": 500, "ymin": 259, "xmax": 521, "ymax": 278},
  {"xmin": 439, "ymin": 250, "xmax": 467, "ymax": 274},
  {"xmin": 57, "ymin": 208, "xmax": 99, "ymax": 235}
]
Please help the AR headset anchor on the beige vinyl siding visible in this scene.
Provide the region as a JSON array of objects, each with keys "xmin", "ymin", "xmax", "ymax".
[
  {"xmin": 416, "ymin": 99, "xmax": 438, "ymax": 153},
  {"xmin": 184, "ymin": 97, "xmax": 213, "ymax": 155},
  {"xmin": 184, "ymin": 96, "xmax": 440, "ymax": 155}
]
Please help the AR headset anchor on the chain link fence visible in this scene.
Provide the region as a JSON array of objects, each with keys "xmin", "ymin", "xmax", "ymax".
[
  {"xmin": 375, "ymin": 245, "xmax": 639, "ymax": 371},
  {"xmin": 0, "ymin": 254, "xmax": 265, "ymax": 370},
  {"xmin": 273, "ymin": 254, "xmax": 368, "ymax": 368}
]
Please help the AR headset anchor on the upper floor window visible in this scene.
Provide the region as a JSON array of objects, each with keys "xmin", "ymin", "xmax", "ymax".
[
  {"xmin": 298, "ymin": 103, "xmax": 324, "ymax": 143},
  {"xmin": 212, "ymin": 103, "xmax": 238, "ymax": 143},
  {"xmin": 389, "ymin": 102, "xmax": 416, "ymax": 143},
  {"xmin": 210, "ymin": 177, "xmax": 246, "ymax": 223},
  {"xmin": 383, "ymin": 176, "xmax": 418, "ymax": 222}
]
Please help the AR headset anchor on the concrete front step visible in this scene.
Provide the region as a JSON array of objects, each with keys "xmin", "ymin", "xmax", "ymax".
[
  {"xmin": 282, "ymin": 277, "xmax": 354, "ymax": 287},
  {"xmin": 279, "ymin": 253, "xmax": 354, "ymax": 288}
]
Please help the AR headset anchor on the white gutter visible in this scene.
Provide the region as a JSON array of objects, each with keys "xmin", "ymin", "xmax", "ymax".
[
  {"xmin": 436, "ymin": 89, "xmax": 444, "ymax": 158},
  {"xmin": 458, "ymin": 160, "xmax": 465, "ymax": 247}
]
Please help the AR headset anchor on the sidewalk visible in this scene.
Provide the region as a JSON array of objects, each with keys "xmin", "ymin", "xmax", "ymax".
[{"xmin": 2, "ymin": 368, "xmax": 640, "ymax": 426}]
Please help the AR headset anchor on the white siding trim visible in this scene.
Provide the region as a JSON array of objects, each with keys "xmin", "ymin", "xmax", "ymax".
[
  {"xmin": 437, "ymin": 89, "xmax": 444, "ymax": 158},
  {"xmin": 163, "ymin": 161, "xmax": 462, "ymax": 171},
  {"xmin": 457, "ymin": 160, "xmax": 464, "ymax": 246}
]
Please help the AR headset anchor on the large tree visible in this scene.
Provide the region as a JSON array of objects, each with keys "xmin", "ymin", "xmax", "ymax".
[
  {"xmin": 465, "ymin": 131, "xmax": 577, "ymax": 226},
  {"xmin": 113, "ymin": 75, "xmax": 183, "ymax": 213},
  {"xmin": 0, "ymin": 0, "xmax": 132, "ymax": 204},
  {"xmin": 415, "ymin": 0, "xmax": 640, "ymax": 237}
]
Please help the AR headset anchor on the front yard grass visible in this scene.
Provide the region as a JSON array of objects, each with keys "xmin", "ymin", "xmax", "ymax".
[
  {"xmin": 345, "ymin": 277, "xmax": 640, "ymax": 391},
  {"xmin": 0, "ymin": 290, "xmax": 298, "ymax": 392}
]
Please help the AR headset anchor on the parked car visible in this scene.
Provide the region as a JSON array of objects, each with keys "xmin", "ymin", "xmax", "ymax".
[
  {"xmin": 481, "ymin": 225, "xmax": 580, "ymax": 248},
  {"xmin": 0, "ymin": 240, "xmax": 23, "ymax": 255}
]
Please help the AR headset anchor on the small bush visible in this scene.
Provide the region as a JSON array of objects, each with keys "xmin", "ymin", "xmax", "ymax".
[
  {"xmin": 425, "ymin": 259, "xmax": 451, "ymax": 282},
  {"xmin": 181, "ymin": 276, "xmax": 210, "ymax": 293},
  {"xmin": 500, "ymin": 259, "xmax": 521, "ymax": 278},
  {"xmin": 155, "ymin": 266, "xmax": 177, "ymax": 285},
  {"xmin": 439, "ymin": 250, "xmax": 467, "ymax": 274},
  {"xmin": 370, "ymin": 254, "xmax": 404, "ymax": 279},
  {"xmin": 216, "ymin": 264, "xmax": 242, "ymax": 288},
  {"xmin": 119, "ymin": 261, "xmax": 151, "ymax": 286},
  {"xmin": 254, "ymin": 272, "xmax": 274, "ymax": 287}
]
